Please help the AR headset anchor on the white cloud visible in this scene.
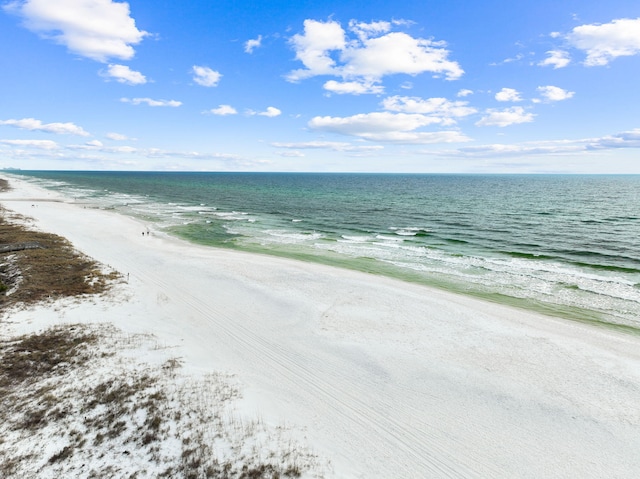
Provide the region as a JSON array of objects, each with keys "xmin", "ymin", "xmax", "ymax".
[
  {"xmin": 0, "ymin": 117, "xmax": 89, "ymax": 136},
  {"xmin": 260, "ymin": 107, "xmax": 281, "ymax": 117},
  {"xmin": 493, "ymin": 53, "xmax": 524, "ymax": 65},
  {"xmin": 310, "ymin": 112, "xmax": 438, "ymax": 134},
  {"xmin": 382, "ymin": 96, "xmax": 476, "ymax": 121},
  {"xmin": 537, "ymin": 85, "xmax": 574, "ymax": 102},
  {"xmin": 566, "ymin": 17, "xmax": 640, "ymax": 66},
  {"xmin": 456, "ymin": 142, "xmax": 582, "ymax": 157},
  {"xmin": 538, "ymin": 50, "xmax": 571, "ymax": 69},
  {"xmin": 348, "ymin": 20, "xmax": 391, "ymax": 40},
  {"xmin": 271, "ymin": 141, "xmax": 384, "ymax": 152},
  {"xmin": 104, "ymin": 64, "xmax": 146, "ymax": 84},
  {"xmin": 1, "ymin": 139, "xmax": 59, "ymax": 149},
  {"xmin": 287, "ymin": 19, "xmax": 463, "ymax": 91},
  {"xmin": 323, "ymin": 80, "xmax": 383, "ymax": 95},
  {"xmin": 120, "ymin": 98, "xmax": 182, "ymax": 107},
  {"xmin": 110, "ymin": 145, "xmax": 137, "ymax": 153},
  {"xmin": 452, "ymin": 128, "xmax": 640, "ymax": 158},
  {"xmin": 85, "ymin": 139, "xmax": 103, "ymax": 147},
  {"xmin": 192, "ymin": 66, "xmax": 221, "ymax": 87},
  {"xmin": 340, "ymin": 31, "xmax": 463, "ymax": 80},
  {"xmin": 244, "ymin": 35, "xmax": 262, "ymax": 53},
  {"xmin": 106, "ymin": 132, "xmax": 128, "ymax": 141},
  {"xmin": 288, "ymin": 19, "xmax": 346, "ymax": 80},
  {"xmin": 308, "ymin": 111, "xmax": 471, "ymax": 143},
  {"xmin": 457, "ymin": 89, "xmax": 473, "ymax": 97},
  {"xmin": 475, "ymin": 107, "xmax": 535, "ymax": 127},
  {"xmin": 587, "ymin": 128, "xmax": 640, "ymax": 149},
  {"xmin": 207, "ymin": 105, "xmax": 237, "ymax": 116},
  {"xmin": 364, "ymin": 130, "xmax": 470, "ymax": 143},
  {"xmin": 247, "ymin": 107, "xmax": 281, "ymax": 117},
  {"xmin": 277, "ymin": 150, "xmax": 305, "ymax": 158},
  {"xmin": 495, "ymin": 88, "xmax": 522, "ymax": 102},
  {"xmin": 4, "ymin": 0, "xmax": 148, "ymax": 62}
]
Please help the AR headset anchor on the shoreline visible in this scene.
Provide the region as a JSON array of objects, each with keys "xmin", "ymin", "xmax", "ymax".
[
  {"xmin": 9, "ymin": 171, "xmax": 638, "ymax": 334},
  {"xmin": 2, "ymin": 174, "xmax": 640, "ymax": 477}
]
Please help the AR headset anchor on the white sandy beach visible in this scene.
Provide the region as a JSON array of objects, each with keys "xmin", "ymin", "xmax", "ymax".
[{"xmin": 2, "ymin": 175, "xmax": 640, "ymax": 478}]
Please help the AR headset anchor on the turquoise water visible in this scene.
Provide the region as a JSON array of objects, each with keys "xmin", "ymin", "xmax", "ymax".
[{"xmin": 10, "ymin": 171, "xmax": 640, "ymax": 330}]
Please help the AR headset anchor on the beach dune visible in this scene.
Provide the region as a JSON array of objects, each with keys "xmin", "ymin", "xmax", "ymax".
[{"xmin": 2, "ymin": 176, "xmax": 640, "ymax": 478}]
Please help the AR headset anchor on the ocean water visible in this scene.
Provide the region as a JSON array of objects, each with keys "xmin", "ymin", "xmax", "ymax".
[{"xmin": 10, "ymin": 171, "xmax": 640, "ymax": 331}]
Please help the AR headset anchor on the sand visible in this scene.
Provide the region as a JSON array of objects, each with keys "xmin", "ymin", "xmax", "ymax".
[{"xmin": 2, "ymin": 175, "xmax": 640, "ymax": 478}]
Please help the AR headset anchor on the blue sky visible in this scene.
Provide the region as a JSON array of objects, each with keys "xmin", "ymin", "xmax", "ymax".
[{"xmin": 1, "ymin": 0, "xmax": 640, "ymax": 172}]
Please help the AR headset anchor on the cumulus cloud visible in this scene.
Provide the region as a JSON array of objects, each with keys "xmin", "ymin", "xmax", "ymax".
[
  {"xmin": 475, "ymin": 107, "xmax": 535, "ymax": 127},
  {"xmin": 457, "ymin": 89, "xmax": 473, "ymax": 97},
  {"xmin": 538, "ymin": 50, "xmax": 571, "ymax": 69},
  {"xmin": 247, "ymin": 107, "xmax": 281, "ymax": 117},
  {"xmin": 323, "ymin": 80, "xmax": 384, "ymax": 95},
  {"xmin": 244, "ymin": 35, "xmax": 262, "ymax": 53},
  {"xmin": 0, "ymin": 117, "xmax": 89, "ymax": 136},
  {"xmin": 304, "ymin": 93, "xmax": 477, "ymax": 144},
  {"xmin": 537, "ymin": 85, "xmax": 574, "ymax": 102},
  {"xmin": 287, "ymin": 19, "xmax": 463, "ymax": 94},
  {"xmin": 381, "ymin": 96, "xmax": 476, "ymax": 123},
  {"xmin": 310, "ymin": 112, "xmax": 439, "ymax": 134},
  {"xmin": 192, "ymin": 66, "xmax": 221, "ymax": 87},
  {"xmin": 0, "ymin": 139, "xmax": 59, "ymax": 149},
  {"xmin": 340, "ymin": 32, "xmax": 463, "ymax": 79},
  {"xmin": 308, "ymin": 111, "xmax": 471, "ymax": 143},
  {"xmin": 4, "ymin": 0, "xmax": 148, "ymax": 62},
  {"xmin": 288, "ymin": 19, "xmax": 346, "ymax": 79},
  {"xmin": 120, "ymin": 98, "xmax": 182, "ymax": 107},
  {"xmin": 566, "ymin": 17, "xmax": 640, "ymax": 66},
  {"xmin": 106, "ymin": 132, "xmax": 128, "ymax": 141},
  {"xmin": 207, "ymin": 105, "xmax": 237, "ymax": 116},
  {"xmin": 104, "ymin": 64, "xmax": 146, "ymax": 84},
  {"xmin": 495, "ymin": 88, "xmax": 522, "ymax": 102},
  {"xmin": 260, "ymin": 107, "xmax": 282, "ymax": 117},
  {"xmin": 348, "ymin": 19, "xmax": 391, "ymax": 40}
]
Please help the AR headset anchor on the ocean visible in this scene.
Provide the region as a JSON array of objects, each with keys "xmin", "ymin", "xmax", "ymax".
[{"xmin": 9, "ymin": 171, "xmax": 640, "ymax": 331}]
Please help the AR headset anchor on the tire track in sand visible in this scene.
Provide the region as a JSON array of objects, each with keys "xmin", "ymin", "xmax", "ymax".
[{"xmin": 131, "ymin": 264, "xmax": 499, "ymax": 479}]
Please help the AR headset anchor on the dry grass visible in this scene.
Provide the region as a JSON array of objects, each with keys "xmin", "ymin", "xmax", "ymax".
[
  {"xmin": 0, "ymin": 190, "xmax": 325, "ymax": 478},
  {"xmin": 0, "ymin": 205, "xmax": 118, "ymax": 310},
  {"xmin": 0, "ymin": 324, "xmax": 320, "ymax": 478}
]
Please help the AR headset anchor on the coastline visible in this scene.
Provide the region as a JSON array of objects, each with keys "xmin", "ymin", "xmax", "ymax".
[{"xmin": 2, "ymin": 174, "xmax": 640, "ymax": 477}]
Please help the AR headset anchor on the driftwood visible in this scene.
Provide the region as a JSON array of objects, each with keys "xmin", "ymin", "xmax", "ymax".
[{"xmin": 0, "ymin": 242, "xmax": 43, "ymax": 254}]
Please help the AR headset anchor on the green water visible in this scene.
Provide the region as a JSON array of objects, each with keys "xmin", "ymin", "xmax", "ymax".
[{"xmin": 11, "ymin": 171, "xmax": 640, "ymax": 330}]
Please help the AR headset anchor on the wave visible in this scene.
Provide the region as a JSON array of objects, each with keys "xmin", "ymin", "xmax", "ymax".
[
  {"xmin": 375, "ymin": 234, "xmax": 404, "ymax": 242},
  {"xmin": 340, "ymin": 235, "xmax": 370, "ymax": 243},
  {"xmin": 603, "ymin": 216, "xmax": 640, "ymax": 222},
  {"xmin": 389, "ymin": 227, "xmax": 431, "ymax": 237},
  {"xmin": 498, "ymin": 251, "xmax": 557, "ymax": 261},
  {"xmin": 441, "ymin": 238, "xmax": 469, "ymax": 245},
  {"xmin": 568, "ymin": 261, "xmax": 640, "ymax": 275}
]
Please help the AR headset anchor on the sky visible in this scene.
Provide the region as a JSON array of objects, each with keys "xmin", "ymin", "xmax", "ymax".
[{"xmin": 1, "ymin": 0, "xmax": 640, "ymax": 173}]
